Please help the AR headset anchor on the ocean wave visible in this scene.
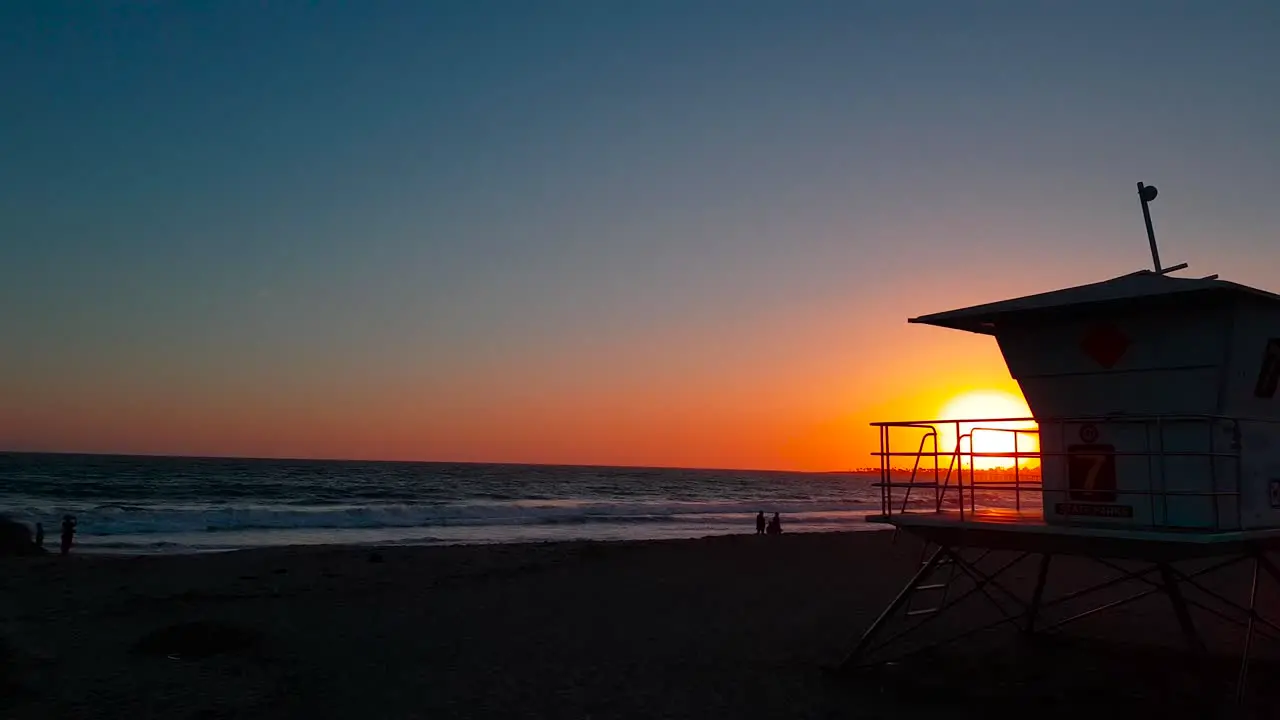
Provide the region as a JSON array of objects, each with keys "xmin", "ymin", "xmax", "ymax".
[{"xmin": 2, "ymin": 499, "xmax": 881, "ymax": 536}]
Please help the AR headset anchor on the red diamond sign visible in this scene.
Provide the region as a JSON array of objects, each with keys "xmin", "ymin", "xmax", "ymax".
[{"xmin": 1080, "ymin": 323, "xmax": 1130, "ymax": 369}]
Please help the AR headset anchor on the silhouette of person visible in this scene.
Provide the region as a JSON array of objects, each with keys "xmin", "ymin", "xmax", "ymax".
[
  {"xmin": 34, "ymin": 522, "xmax": 44, "ymax": 550},
  {"xmin": 772, "ymin": 512, "xmax": 783, "ymax": 534},
  {"xmin": 755, "ymin": 511, "xmax": 766, "ymax": 535},
  {"xmin": 60, "ymin": 515, "xmax": 76, "ymax": 556}
]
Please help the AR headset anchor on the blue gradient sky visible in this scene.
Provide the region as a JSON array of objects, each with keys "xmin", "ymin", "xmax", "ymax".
[{"xmin": 2, "ymin": 1, "xmax": 1278, "ymax": 468}]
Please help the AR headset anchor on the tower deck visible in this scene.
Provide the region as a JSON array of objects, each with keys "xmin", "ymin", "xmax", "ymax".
[{"xmin": 877, "ymin": 511, "xmax": 1280, "ymax": 561}]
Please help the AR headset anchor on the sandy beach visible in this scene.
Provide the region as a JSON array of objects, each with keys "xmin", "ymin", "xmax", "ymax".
[{"xmin": 3, "ymin": 531, "xmax": 1278, "ymax": 719}]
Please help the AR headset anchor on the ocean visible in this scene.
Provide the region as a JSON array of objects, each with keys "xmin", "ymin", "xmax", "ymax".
[{"xmin": 0, "ymin": 453, "xmax": 887, "ymax": 553}]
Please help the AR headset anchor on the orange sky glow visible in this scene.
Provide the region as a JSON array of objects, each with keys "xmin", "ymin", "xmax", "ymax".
[{"xmin": 1, "ymin": 292, "xmax": 1033, "ymax": 472}]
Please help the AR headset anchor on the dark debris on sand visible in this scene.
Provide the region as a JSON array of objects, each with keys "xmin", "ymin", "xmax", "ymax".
[{"xmin": 131, "ymin": 621, "xmax": 264, "ymax": 659}]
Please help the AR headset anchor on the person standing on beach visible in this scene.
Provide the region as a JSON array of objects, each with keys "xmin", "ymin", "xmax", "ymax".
[
  {"xmin": 34, "ymin": 522, "xmax": 44, "ymax": 550},
  {"xmin": 60, "ymin": 515, "xmax": 76, "ymax": 556},
  {"xmin": 755, "ymin": 511, "xmax": 766, "ymax": 535}
]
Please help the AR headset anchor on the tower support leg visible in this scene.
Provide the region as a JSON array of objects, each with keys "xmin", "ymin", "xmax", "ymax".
[
  {"xmin": 1158, "ymin": 562, "xmax": 1217, "ymax": 712},
  {"xmin": 1160, "ymin": 563, "xmax": 1207, "ymax": 657},
  {"xmin": 1024, "ymin": 554, "xmax": 1052, "ymax": 635},
  {"xmin": 1235, "ymin": 555, "xmax": 1261, "ymax": 705}
]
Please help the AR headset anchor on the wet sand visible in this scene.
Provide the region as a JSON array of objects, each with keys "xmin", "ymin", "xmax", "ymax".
[{"xmin": 2, "ymin": 531, "xmax": 1276, "ymax": 718}]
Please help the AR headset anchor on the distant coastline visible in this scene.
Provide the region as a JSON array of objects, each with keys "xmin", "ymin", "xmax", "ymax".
[{"xmin": 0, "ymin": 450, "xmax": 874, "ymax": 476}]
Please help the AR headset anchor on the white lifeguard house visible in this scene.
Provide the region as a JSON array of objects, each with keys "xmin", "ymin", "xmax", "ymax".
[
  {"xmin": 911, "ymin": 265, "xmax": 1280, "ymax": 532},
  {"xmin": 840, "ymin": 183, "xmax": 1280, "ymax": 706}
]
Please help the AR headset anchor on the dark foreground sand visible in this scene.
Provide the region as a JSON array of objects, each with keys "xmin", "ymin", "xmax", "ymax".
[{"xmin": 3, "ymin": 531, "xmax": 1279, "ymax": 719}]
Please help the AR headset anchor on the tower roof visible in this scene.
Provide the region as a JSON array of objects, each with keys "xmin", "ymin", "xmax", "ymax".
[{"xmin": 909, "ymin": 270, "xmax": 1280, "ymax": 335}]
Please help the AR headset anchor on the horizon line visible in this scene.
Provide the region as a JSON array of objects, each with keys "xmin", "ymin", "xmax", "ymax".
[{"xmin": 0, "ymin": 449, "xmax": 875, "ymax": 476}]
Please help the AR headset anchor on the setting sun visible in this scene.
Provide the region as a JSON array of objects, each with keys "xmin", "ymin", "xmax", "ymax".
[{"xmin": 936, "ymin": 390, "xmax": 1039, "ymax": 470}]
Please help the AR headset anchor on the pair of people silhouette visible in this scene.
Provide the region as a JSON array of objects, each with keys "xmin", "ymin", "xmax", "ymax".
[
  {"xmin": 33, "ymin": 515, "xmax": 76, "ymax": 555},
  {"xmin": 754, "ymin": 511, "xmax": 782, "ymax": 535}
]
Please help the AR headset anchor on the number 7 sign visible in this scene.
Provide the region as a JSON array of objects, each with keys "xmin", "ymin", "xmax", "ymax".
[{"xmin": 1067, "ymin": 444, "xmax": 1117, "ymax": 502}]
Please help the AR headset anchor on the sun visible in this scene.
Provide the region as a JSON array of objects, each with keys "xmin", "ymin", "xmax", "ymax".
[{"xmin": 936, "ymin": 390, "xmax": 1039, "ymax": 470}]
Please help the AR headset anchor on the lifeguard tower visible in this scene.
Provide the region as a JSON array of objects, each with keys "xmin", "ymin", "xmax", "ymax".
[{"xmin": 840, "ymin": 183, "xmax": 1280, "ymax": 705}]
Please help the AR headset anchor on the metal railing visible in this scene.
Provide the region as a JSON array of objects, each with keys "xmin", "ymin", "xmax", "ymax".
[{"xmin": 871, "ymin": 414, "xmax": 1263, "ymax": 532}]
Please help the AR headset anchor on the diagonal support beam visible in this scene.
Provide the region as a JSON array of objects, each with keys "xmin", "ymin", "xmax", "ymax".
[
  {"xmin": 943, "ymin": 549, "xmax": 1030, "ymax": 618},
  {"xmin": 865, "ymin": 551, "xmax": 1030, "ymax": 658},
  {"xmin": 837, "ymin": 544, "xmax": 947, "ymax": 672}
]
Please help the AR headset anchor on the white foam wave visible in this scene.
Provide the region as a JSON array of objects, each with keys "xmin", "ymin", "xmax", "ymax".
[{"xmin": 4, "ymin": 498, "xmax": 880, "ymax": 536}]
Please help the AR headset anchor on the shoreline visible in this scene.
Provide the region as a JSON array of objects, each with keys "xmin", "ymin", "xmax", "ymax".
[
  {"xmin": 69, "ymin": 527, "xmax": 880, "ymax": 557},
  {"xmin": 62, "ymin": 512, "xmax": 890, "ymax": 556},
  {"xmin": 71, "ymin": 522, "xmax": 894, "ymax": 557}
]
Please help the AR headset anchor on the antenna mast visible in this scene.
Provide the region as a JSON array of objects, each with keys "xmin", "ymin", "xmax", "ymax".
[
  {"xmin": 1137, "ymin": 182, "xmax": 1161, "ymax": 272},
  {"xmin": 1136, "ymin": 181, "xmax": 1188, "ymax": 276}
]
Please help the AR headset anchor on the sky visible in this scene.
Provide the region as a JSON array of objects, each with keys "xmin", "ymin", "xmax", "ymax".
[{"xmin": 2, "ymin": 1, "xmax": 1279, "ymax": 471}]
